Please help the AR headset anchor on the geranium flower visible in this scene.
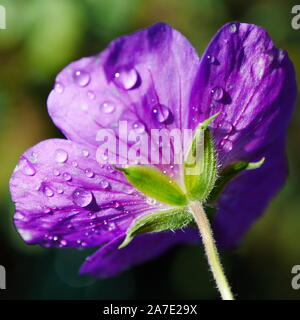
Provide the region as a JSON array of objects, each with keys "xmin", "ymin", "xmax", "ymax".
[{"xmin": 9, "ymin": 22, "xmax": 296, "ymax": 299}]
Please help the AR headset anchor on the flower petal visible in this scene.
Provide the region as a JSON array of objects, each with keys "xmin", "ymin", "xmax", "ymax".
[
  {"xmin": 213, "ymin": 134, "xmax": 287, "ymax": 249},
  {"xmin": 80, "ymin": 229, "xmax": 198, "ymax": 277},
  {"xmin": 47, "ymin": 23, "xmax": 200, "ymax": 174},
  {"xmin": 10, "ymin": 139, "xmax": 158, "ymax": 248},
  {"xmin": 190, "ymin": 22, "xmax": 296, "ymax": 165}
]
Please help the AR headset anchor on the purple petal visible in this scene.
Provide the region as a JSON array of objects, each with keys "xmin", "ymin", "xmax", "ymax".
[
  {"xmin": 213, "ymin": 134, "xmax": 287, "ymax": 249},
  {"xmin": 80, "ymin": 229, "xmax": 198, "ymax": 277},
  {"xmin": 9, "ymin": 139, "xmax": 159, "ymax": 248},
  {"xmin": 190, "ymin": 22, "xmax": 296, "ymax": 165},
  {"xmin": 47, "ymin": 23, "xmax": 200, "ymax": 174}
]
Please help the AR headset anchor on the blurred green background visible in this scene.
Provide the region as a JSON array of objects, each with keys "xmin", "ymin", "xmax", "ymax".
[{"xmin": 0, "ymin": 0, "xmax": 300, "ymax": 300}]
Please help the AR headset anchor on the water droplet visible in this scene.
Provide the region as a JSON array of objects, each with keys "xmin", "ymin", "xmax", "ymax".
[
  {"xmin": 55, "ymin": 149, "xmax": 68, "ymax": 163},
  {"xmin": 278, "ymin": 49, "xmax": 285, "ymax": 63},
  {"xmin": 85, "ymin": 168, "xmax": 94, "ymax": 178},
  {"xmin": 147, "ymin": 198, "xmax": 157, "ymax": 205},
  {"xmin": 54, "ymin": 82, "xmax": 64, "ymax": 93},
  {"xmin": 72, "ymin": 161, "xmax": 78, "ymax": 167},
  {"xmin": 62, "ymin": 172, "xmax": 72, "ymax": 181},
  {"xmin": 53, "ymin": 236, "xmax": 59, "ymax": 241},
  {"xmin": 207, "ymin": 55, "xmax": 216, "ymax": 64},
  {"xmin": 114, "ymin": 68, "xmax": 139, "ymax": 90},
  {"xmin": 108, "ymin": 221, "xmax": 116, "ymax": 231},
  {"xmin": 82, "ymin": 150, "xmax": 89, "ymax": 157},
  {"xmin": 229, "ymin": 23, "xmax": 237, "ymax": 33},
  {"xmin": 60, "ymin": 240, "xmax": 67, "ymax": 246},
  {"xmin": 44, "ymin": 186, "xmax": 54, "ymax": 197},
  {"xmin": 152, "ymin": 104, "xmax": 171, "ymax": 123},
  {"xmin": 220, "ymin": 139, "xmax": 233, "ymax": 152},
  {"xmin": 101, "ymin": 101, "xmax": 116, "ymax": 114},
  {"xmin": 87, "ymin": 90, "xmax": 95, "ymax": 100},
  {"xmin": 57, "ymin": 188, "xmax": 64, "ymax": 194},
  {"xmin": 73, "ymin": 70, "xmax": 91, "ymax": 87},
  {"xmin": 72, "ymin": 188, "xmax": 93, "ymax": 207},
  {"xmin": 100, "ymin": 179, "xmax": 110, "ymax": 189},
  {"xmin": 132, "ymin": 121, "xmax": 145, "ymax": 133},
  {"xmin": 20, "ymin": 159, "xmax": 36, "ymax": 176},
  {"xmin": 53, "ymin": 169, "xmax": 60, "ymax": 176},
  {"xmin": 43, "ymin": 207, "xmax": 52, "ymax": 214},
  {"xmin": 222, "ymin": 121, "xmax": 233, "ymax": 134},
  {"xmin": 29, "ymin": 152, "xmax": 38, "ymax": 163},
  {"xmin": 211, "ymin": 87, "xmax": 225, "ymax": 102}
]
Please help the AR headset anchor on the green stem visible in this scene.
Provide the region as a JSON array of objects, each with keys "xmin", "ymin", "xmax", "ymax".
[{"xmin": 189, "ymin": 201, "xmax": 234, "ymax": 300}]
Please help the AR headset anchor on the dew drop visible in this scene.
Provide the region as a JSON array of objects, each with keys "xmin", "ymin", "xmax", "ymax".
[
  {"xmin": 100, "ymin": 179, "xmax": 110, "ymax": 189},
  {"xmin": 73, "ymin": 70, "xmax": 91, "ymax": 87},
  {"xmin": 85, "ymin": 168, "xmax": 94, "ymax": 178},
  {"xmin": 72, "ymin": 188, "xmax": 93, "ymax": 207},
  {"xmin": 278, "ymin": 49, "xmax": 285, "ymax": 63},
  {"xmin": 101, "ymin": 101, "xmax": 116, "ymax": 114},
  {"xmin": 82, "ymin": 150, "xmax": 89, "ymax": 157},
  {"xmin": 207, "ymin": 55, "xmax": 216, "ymax": 64},
  {"xmin": 29, "ymin": 151, "xmax": 38, "ymax": 163},
  {"xmin": 229, "ymin": 23, "xmax": 237, "ymax": 33},
  {"xmin": 57, "ymin": 188, "xmax": 64, "ymax": 194},
  {"xmin": 147, "ymin": 198, "xmax": 157, "ymax": 205},
  {"xmin": 132, "ymin": 121, "xmax": 145, "ymax": 133},
  {"xmin": 211, "ymin": 87, "xmax": 225, "ymax": 102},
  {"xmin": 43, "ymin": 207, "xmax": 52, "ymax": 214},
  {"xmin": 87, "ymin": 90, "xmax": 95, "ymax": 100},
  {"xmin": 220, "ymin": 139, "xmax": 233, "ymax": 152},
  {"xmin": 108, "ymin": 221, "xmax": 116, "ymax": 231},
  {"xmin": 20, "ymin": 159, "xmax": 36, "ymax": 176},
  {"xmin": 60, "ymin": 240, "xmax": 67, "ymax": 247},
  {"xmin": 55, "ymin": 149, "xmax": 68, "ymax": 163},
  {"xmin": 114, "ymin": 68, "xmax": 139, "ymax": 90},
  {"xmin": 62, "ymin": 172, "xmax": 72, "ymax": 181},
  {"xmin": 72, "ymin": 161, "xmax": 78, "ymax": 167},
  {"xmin": 152, "ymin": 104, "xmax": 171, "ymax": 123},
  {"xmin": 44, "ymin": 186, "xmax": 54, "ymax": 197},
  {"xmin": 54, "ymin": 82, "xmax": 64, "ymax": 93},
  {"xmin": 53, "ymin": 169, "xmax": 60, "ymax": 176}
]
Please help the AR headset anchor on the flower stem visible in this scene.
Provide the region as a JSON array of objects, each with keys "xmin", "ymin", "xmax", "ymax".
[{"xmin": 189, "ymin": 201, "xmax": 234, "ymax": 300}]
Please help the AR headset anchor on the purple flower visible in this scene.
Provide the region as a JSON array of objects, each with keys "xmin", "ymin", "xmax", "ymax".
[{"xmin": 9, "ymin": 22, "xmax": 296, "ymax": 278}]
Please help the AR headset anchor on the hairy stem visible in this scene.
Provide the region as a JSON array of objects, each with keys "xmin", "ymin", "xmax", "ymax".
[{"xmin": 189, "ymin": 201, "xmax": 234, "ymax": 300}]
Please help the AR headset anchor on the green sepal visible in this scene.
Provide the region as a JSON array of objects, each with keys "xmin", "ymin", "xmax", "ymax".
[
  {"xmin": 208, "ymin": 157, "xmax": 265, "ymax": 202},
  {"xmin": 119, "ymin": 208, "xmax": 193, "ymax": 249},
  {"xmin": 184, "ymin": 113, "xmax": 219, "ymax": 201},
  {"xmin": 115, "ymin": 166, "xmax": 188, "ymax": 206}
]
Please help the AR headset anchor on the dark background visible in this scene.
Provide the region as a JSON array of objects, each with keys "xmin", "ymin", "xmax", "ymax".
[{"xmin": 0, "ymin": 0, "xmax": 300, "ymax": 300}]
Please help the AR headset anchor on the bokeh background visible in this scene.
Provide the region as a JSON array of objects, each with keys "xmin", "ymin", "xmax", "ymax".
[{"xmin": 0, "ymin": 0, "xmax": 300, "ymax": 300}]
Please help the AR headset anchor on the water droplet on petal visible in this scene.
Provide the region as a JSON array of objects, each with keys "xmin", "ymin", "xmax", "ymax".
[
  {"xmin": 278, "ymin": 49, "xmax": 285, "ymax": 63},
  {"xmin": 62, "ymin": 172, "xmax": 72, "ymax": 181},
  {"xmin": 220, "ymin": 139, "xmax": 233, "ymax": 152},
  {"xmin": 44, "ymin": 186, "xmax": 54, "ymax": 197},
  {"xmin": 114, "ymin": 68, "xmax": 139, "ymax": 90},
  {"xmin": 132, "ymin": 121, "xmax": 145, "ymax": 133},
  {"xmin": 54, "ymin": 82, "xmax": 64, "ymax": 93},
  {"xmin": 73, "ymin": 70, "xmax": 91, "ymax": 87},
  {"xmin": 72, "ymin": 188, "xmax": 93, "ymax": 207},
  {"xmin": 147, "ymin": 198, "xmax": 157, "ymax": 205},
  {"xmin": 207, "ymin": 55, "xmax": 216, "ymax": 64},
  {"xmin": 72, "ymin": 161, "xmax": 78, "ymax": 167},
  {"xmin": 60, "ymin": 240, "xmax": 67, "ymax": 246},
  {"xmin": 100, "ymin": 179, "xmax": 110, "ymax": 189},
  {"xmin": 85, "ymin": 168, "xmax": 94, "ymax": 178},
  {"xmin": 82, "ymin": 150, "xmax": 89, "ymax": 157},
  {"xmin": 55, "ymin": 149, "xmax": 68, "ymax": 163},
  {"xmin": 43, "ymin": 207, "xmax": 52, "ymax": 214},
  {"xmin": 87, "ymin": 90, "xmax": 95, "ymax": 100},
  {"xmin": 53, "ymin": 169, "xmax": 60, "ymax": 176},
  {"xmin": 221, "ymin": 121, "xmax": 233, "ymax": 134},
  {"xmin": 108, "ymin": 221, "xmax": 116, "ymax": 231},
  {"xmin": 20, "ymin": 159, "xmax": 36, "ymax": 176},
  {"xmin": 211, "ymin": 87, "xmax": 225, "ymax": 102},
  {"xmin": 57, "ymin": 188, "xmax": 64, "ymax": 194},
  {"xmin": 229, "ymin": 23, "xmax": 237, "ymax": 33},
  {"xmin": 152, "ymin": 104, "xmax": 171, "ymax": 123},
  {"xmin": 29, "ymin": 152, "xmax": 38, "ymax": 163},
  {"xmin": 101, "ymin": 101, "xmax": 115, "ymax": 114}
]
